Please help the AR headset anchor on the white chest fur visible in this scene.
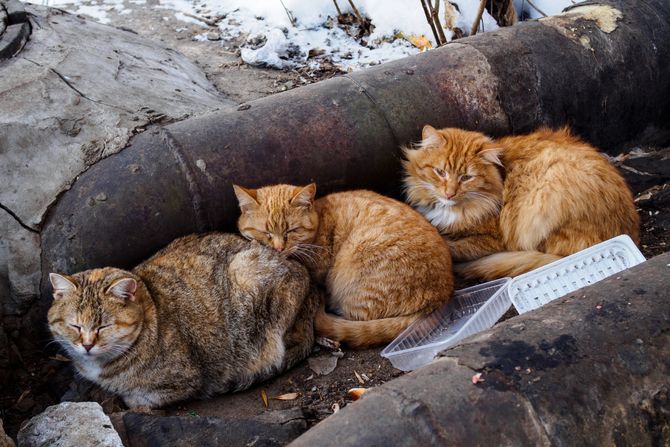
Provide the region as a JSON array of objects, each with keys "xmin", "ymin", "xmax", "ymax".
[
  {"xmin": 417, "ymin": 203, "xmax": 460, "ymax": 231},
  {"xmin": 76, "ymin": 359, "xmax": 103, "ymax": 381}
]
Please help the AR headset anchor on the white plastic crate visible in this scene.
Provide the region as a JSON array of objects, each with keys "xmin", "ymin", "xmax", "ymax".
[
  {"xmin": 381, "ymin": 277, "xmax": 512, "ymax": 371},
  {"xmin": 508, "ymin": 235, "xmax": 645, "ymax": 314}
]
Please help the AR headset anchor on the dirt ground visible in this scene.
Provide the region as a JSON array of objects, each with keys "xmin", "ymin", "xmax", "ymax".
[{"xmin": 2, "ymin": 2, "xmax": 669, "ymax": 442}]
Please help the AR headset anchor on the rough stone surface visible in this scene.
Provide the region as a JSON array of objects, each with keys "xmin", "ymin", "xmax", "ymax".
[
  {"xmin": 0, "ymin": 419, "xmax": 14, "ymax": 447},
  {"xmin": 121, "ymin": 408, "xmax": 307, "ymax": 447},
  {"xmin": 619, "ymin": 147, "xmax": 670, "ymax": 193},
  {"xmin": 290, "ymin": 252, "xmax": 670, "ymax": 446},
  {"xmin": 0, "ymin": 5, "xmax": 228, "ymax": 229},
  {"xmin": 0, "ymin": 211, "xmax": 40, "ymax": 317},
  {"xmin": 0, "ymin": 4, "xmax": 231, "ymax": 320},
  {"xmin": 17, "ymin": 401, "xmax": 123, "ymax": 447}
]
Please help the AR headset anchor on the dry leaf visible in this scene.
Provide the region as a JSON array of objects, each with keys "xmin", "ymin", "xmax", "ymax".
[
  {"xmin": 49, "ymin": 354, "xmax": 71, "ymax": 362},
  {"xmin": 347, "ymin": 388, "xmax": 367, "ymax": 401},
  {"xmin": 308, "ymin": 356, "xmax": 338, "ymax": 376},
  {"xmin": 261, "ymin": 389, "xmax": 269, "ymax": 407},
  {"xmin": 471, "ymin": 373, "xmax": 485, "ymax": 384},
  {"xmin": 407, "ymin": 34, "xmax": 432, "ymax": 51},
  {"xmin": 354, "ymin": 370, "xmax": 365, "ymax": 385},
  {"xmin": 273, "ymin": 392, "xmax": 300, "ymax": 401}
]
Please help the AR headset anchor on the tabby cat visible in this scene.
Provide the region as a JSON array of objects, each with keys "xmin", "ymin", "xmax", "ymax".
[
  {"xmin": 403, "ymin": 125, "xmax": 640, "ymax": 280},
  {"xmin": 233, "ymin": 184, "xmax": 454, "ymax": 348},
  {"xmin": 48, "ymin": 233, "xmax": 320, "ymax": 407}
]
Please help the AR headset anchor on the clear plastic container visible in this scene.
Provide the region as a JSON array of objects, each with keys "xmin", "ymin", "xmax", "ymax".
[
  {"xmin": 381, "ymin": 277, "xmax": 512, "ymax": 371},
  {"xmin": 508, "ymin": 234, "xmax": 645, "ymax": 314},
  {"xmin": 381, "ymin": 235, "xmax": 645, "ymax": 372}
]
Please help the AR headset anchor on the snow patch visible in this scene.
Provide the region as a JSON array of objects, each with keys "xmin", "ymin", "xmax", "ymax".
[{"xmin": 30, "ymin": 0, "xmax": 584, "ymax": 73}]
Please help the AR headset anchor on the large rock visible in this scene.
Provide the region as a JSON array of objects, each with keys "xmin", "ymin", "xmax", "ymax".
[
  {"xmin": 17, "ymin": 401, "xmax": 123, "ymax": 447},
  {"xmin": 0, "ymin": 4, "xmax": 231, "ymax": 321},
  {"xmin": 120, "ymin": 408, "xmax": 308, "ymax": 447}
]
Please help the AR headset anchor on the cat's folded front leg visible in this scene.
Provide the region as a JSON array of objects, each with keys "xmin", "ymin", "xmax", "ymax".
[{"xmin": 443, "ymin": 233, "xmax": 505, "ymax": 262}]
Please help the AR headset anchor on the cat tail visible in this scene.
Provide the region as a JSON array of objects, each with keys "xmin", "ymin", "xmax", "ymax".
[
  {"xmin": 315, "ymin": 308, "xmax": 422, "ymax": 349},
  {"xmin": 456, "ymin": 251, "xmax": 561, "ymax": 280}
]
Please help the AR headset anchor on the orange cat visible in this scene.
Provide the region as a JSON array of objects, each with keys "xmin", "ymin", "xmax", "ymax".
[
  {"xmin": 233, "ymin": 184, "xmax": 454, "ymax": 348},
  {"xmin": 403, "ymin": 126, "xmax": 640, "ymax": 280}
]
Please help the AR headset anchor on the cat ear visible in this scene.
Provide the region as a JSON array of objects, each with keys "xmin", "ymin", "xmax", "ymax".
[
  {"xmin": 421, "ymin": 125, "xmax": 446, "ymax": 147},
  {"xmin": 290, "ymin": 183, "xmax": 316, "ymax": 208},
  {"xmin": 107, "ymin": 278, "xmax": 137, "ymax": 301},
  {"xmin": 479, "ymin": 147, "xmax": 504, "ymax": 167},
  {"xmin": 233, "ymin": 185, "xmax": 260, "ymax": 213},
  {"xmin": 49, "ymin": 273, "xmax": 77, "ymax": 299}
]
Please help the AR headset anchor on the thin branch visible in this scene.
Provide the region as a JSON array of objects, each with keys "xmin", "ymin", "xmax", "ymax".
[
  {"xmin": 346, "ymin": 0, "xmax": 365, "ymax": 25},
  {"xmin": 470, "ymin": 0, "xmax": 487, "ymax": 35},
  {"xmin": 332, "ymin": 0, "xmax": 342, "ymax": 17},
  {"xmin": 526, "ymin": 0, "xmax": 548, "ymax": 17},
  {"xmin": 420, "ymin": 0, "xmax": 441, "ymax": 46},
  {"xmin": 279, "ymin": 0, "xmax": 297, "ymax": 26},
  {"xmin": 183, "ymin": 12, "xmax": 218, "ymax": 27},
  {"xmin": 429, "ymin": 0, "xmax": 447, "ymax": 45}
]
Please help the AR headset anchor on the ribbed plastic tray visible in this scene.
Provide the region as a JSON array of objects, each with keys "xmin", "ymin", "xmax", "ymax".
[
  {"xmin": 508, "ymin": 235, "xmax": 645, "ymax": 314},
  {"xmin": 381, "ymin": 277, "xmax": 511, "ymax": 371}
]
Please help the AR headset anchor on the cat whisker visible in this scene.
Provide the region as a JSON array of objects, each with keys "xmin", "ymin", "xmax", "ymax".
[
  {"xmin": 286, "ymin": 245, "xmax": 322, "ymax": 266},
  {"xmin": 288, "ymin": 248, "xmax": 318, "ymax": 266}
]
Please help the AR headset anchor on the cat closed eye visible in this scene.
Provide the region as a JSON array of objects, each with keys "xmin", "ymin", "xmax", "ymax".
[
  {"xmin": 433, "ymin": 167, "xmax": 447, "ymax": 178},
  {"xmin": 69, "ymin": 324, "xmax": 81, "ymax": 331},
  {"xmin": 97, "ymin": 324, "xmax": 112, "ymax": 334}
]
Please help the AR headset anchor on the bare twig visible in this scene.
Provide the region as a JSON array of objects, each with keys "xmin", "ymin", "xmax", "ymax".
[
  {"xmin": 526, "ymin": 0, "xmax": 548, "ymax": 17},
  {"xmin": 429, "ymin": 0, "xmax": 447, "ymax": 45},
  {"xmin": 279, "ymin": 0, "xmax": 297, "ymax": 26},
  {"xmin": 183, "ymin": 12, "xmax": 218, "ymax": 27},
  {"xmin": 420, "ymin": 0, "xmax": 441, "ymax": 45},
  {"xmin": 420, "ymin": 0, "xmax": 447, "ymax": 46},
  {"xmin": 470, "ymin": 0, "xmax": 488, "ymax": 35},
  {"xmin": 332, "ymin": 0, "xmax": 342, "ymax": 17},
  {"xmin": 346, "ymin": 0, "xmax": 365, "ymax": 25}
]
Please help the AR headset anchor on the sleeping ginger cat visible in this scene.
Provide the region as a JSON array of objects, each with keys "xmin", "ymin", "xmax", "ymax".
[
  {"xmin": 233, "ymin": 184, "xmax": 454, "ymax": 348},
  {"xmin": 403, "ymin": 126, "xmax": 639, "ymax": 280}
]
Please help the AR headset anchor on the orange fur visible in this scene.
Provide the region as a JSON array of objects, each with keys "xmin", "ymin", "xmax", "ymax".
[
  {"xmin": 234, "ymin": 184, "xmax": 455, "ymax": 348},
  {"xmin": 404, "ymin": 126, "xmax": 640, "ymax": 280}
]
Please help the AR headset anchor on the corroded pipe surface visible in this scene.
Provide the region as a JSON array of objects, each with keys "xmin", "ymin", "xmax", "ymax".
[{"xmin": 41, "ymin": 0, "xmax": 670, "ymax": 307}]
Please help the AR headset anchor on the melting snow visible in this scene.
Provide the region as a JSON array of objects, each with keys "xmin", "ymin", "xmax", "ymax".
[{"xmin": 29, "ymin": 0, "xmax": 582, "ymax": 72}]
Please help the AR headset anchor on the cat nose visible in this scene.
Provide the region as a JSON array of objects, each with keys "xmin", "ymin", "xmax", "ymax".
[
  {"xmin": 446, "ymin": 192, "xmax": 456, "ymax": 199},
  {"xmin": 83, "ymin": 343, "xmax": 95, "ymax": 352}
]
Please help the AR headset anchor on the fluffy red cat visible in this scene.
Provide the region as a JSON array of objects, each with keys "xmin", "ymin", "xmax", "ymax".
[{"xmin": 403, "ymin": 126, "xmax": 640, "ymax": 280}]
